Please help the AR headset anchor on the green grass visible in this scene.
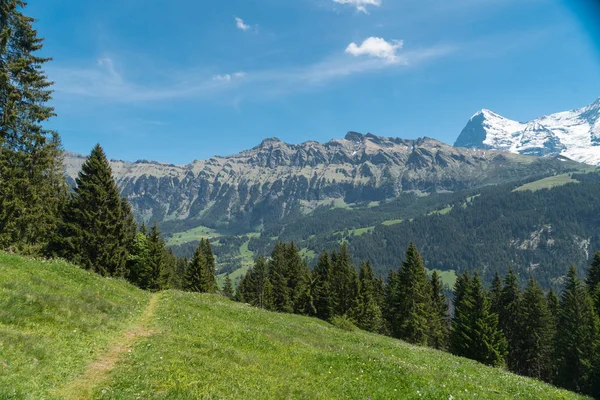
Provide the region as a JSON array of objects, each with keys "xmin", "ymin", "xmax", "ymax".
[
  {"xmin": 97, "ymin": 292, "xmax": 584, "ymax": 399},
  {"xmin": 166, "ymin": 225, "xmax": 221, "ymax": 246},
  {"xmin": 0, "ymin": 252, "xmax": 150, "ymax": 399},
  {"xmin": 1, "ymin": 254, "xmax": 586, "ymax": 399},
  {"xmin": 514, "ymin": 174, "xmax": 579, "ymax": 192},
  {"xmin": 381, "ymin": 218, "xmax": 404, "ymax": 226},
  {"xmin": 428, "ymin": 269, "xmax": 458, "ymax": 289}
]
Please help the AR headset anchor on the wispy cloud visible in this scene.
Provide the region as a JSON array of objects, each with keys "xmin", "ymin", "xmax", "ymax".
[
  {"xmin": 235, "ymin": 17, "xmax": 252, "ymax": 31},
  {"xmin": 345, "ymin": 37, "xmax": 403, "ymax": 63},
  {"xmin": 48, "ymin": 42, "xmax": 454, "ymax": 103},
  {"xmin": 333, "ymin": 0, "xmax": 381, "ymax": 14}
]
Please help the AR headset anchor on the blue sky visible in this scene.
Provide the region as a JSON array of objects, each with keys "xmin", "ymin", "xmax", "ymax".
[{"xmin": 29, "ymin": 0, "xmax": 600, "ymax": 164}]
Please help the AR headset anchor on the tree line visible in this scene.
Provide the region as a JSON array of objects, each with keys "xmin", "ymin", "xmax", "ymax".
[{"xmin": 236, "ymin": 241, "xmax": 600, "ymax": 397}]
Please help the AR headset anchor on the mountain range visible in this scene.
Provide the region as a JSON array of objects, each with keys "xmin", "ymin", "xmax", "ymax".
[{"xmin": 455, "ymin": 98, "xmax": 600, "ymax": 165}]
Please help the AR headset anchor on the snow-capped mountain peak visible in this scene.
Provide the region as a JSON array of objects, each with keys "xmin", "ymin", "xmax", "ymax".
[{"xmin": 454, "ymin": 98, "xmax": 600, "ymax": 165}]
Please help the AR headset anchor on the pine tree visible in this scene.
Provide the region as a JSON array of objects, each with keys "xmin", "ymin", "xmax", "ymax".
[
  {"xmin": 199, "ymin": 239, "xmax": 217, "ymax": 293},
  {"xmin": 312, "ymin": 252, "xmax": 333, "ymax": 321},
  {"xmin": 330, "ymin": 245, "xmax": 358, "ymax": 317},
  {"xmin": 498, "ymin": 269, "xmax": 524, "ymax": 373},
  {"xmin": 146, "ymin": 222, "xmax": 166, "ymax": 291},
  {"xmin": 395, "ymin": 243, "xmax": 433, "ymax": 345},
  {"xmin": 269, "ymin": 242, "xmax": 292, "ymax": 312},
  {"xmin": 50, "ymin": 145, "xmax": 128, "ymax": 276},
  {"xmin": 489, "ymin": 271, "xmax": 503, "ymax": 315},
  {"xmin": 238, "ymin": 256, "xmax": 273, "ymax": 309},
  {"xmin": 125, "ymin": 231, "xmax": 150, "ymax": 289},
  {"xmin": 556, "ymin": 266, "xmax": 599, "ymax": 394},
  {"xmin": 222, "ymin": 273, "xmax": 234, "ymax": 299},
  {"xmin": 586, "ymin": 252, "xmax": 600, "ymax": 316},
  {"xmin": 351, "ymin": 261, "xmax": 383, "ymax": 333},
  {"xmin": 284, "ymin": 242, "xmax": 310, "ymax": 314},
  {"xmin": 520, "ymin": 277, "xmax": 555, "ymax": 381},
  {"xmin": 384, "ymin": 269, "xmax": 401, "ymax": 337},
  {"xmin": 429, "ymin": 270, "xmax": 449, "ymax": 349},
  {"xmin": 184, "ymin": 244, "xmax": 205, "ymax": 293},
  {"xmin": 0, "ymin": 0, "xmax": 66, "ymax": 253},
  {"xmin": 451, "ymin": 271, "xmax": 507, "ymax": 366}
]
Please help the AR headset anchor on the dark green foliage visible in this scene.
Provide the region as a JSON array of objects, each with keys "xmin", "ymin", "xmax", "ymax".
[
  {"xmin": 520, "ymin": 277, "xmax": 555, "ymax": 381},
  {"xmin": 126, "ymin": 231, "xmax": 151, "ymax": 289},
  {"xmin": 312, "ymin": 252, "xmax": 333, "ymax": 321},
  {"xmin": 222, "ymin": 273, "xmax": 234, "ymax": 299},
  {"xmin": 451, "ymin": 271, "xmax": 507, "ymax": 367},
  {"xmin": 351, "ymin": 261, "xmax": 383, "ymax": 333},
  {"xmin": 393, "ymin": 243, "xmax": 432, "ymax": 345},
  {"xmin": 489, "ymin": 271, "xmax": 503, "ymax": 315},
  {"xmin": 284, "ymin": 242, "xmax": 310, "ymax": 314},
  {"xmin": 0, "ymin": 0, "xmax": 66, "ymax": 254},
  {"xmin": 497, "ymin": 269, "xmax": 524, "ymax": 372},
  {"xmin": 268, "ymin": 242, "xmax": 293, "ymax": 313},
  {"xmin": 556, "ymin": 266, "xmax": 599, "ymax": 394},
  {"xmin": 330, "ymin": 244, "xmax": 358, "ymax": 317},
  {"xmin": 587, "ymin": 252, "xmax": 600, "ymax": 315},
  {"xmin": 146, "ymin": 223, "xmax": 166, "ymax": 291},
  {"xmin": 183, "ymin": 239, "xmax": 217, "ymax": 293},
  {"xmin": 237, "ymin": 256, "xmax": 273, "ymax": 309},
  {"xmin": 50, "ymin": 145, "xmax": 129, "ymax": 277},
  {"xmin": 429, "ymin": 270, "xmax": 449, "ymax": 349}
]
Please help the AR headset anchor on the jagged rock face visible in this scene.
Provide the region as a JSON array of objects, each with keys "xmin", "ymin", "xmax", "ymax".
[
  {"xmin": 455, "ymin": 98, "xmax": 600, "ymax": 165},
  {"xmin": 64, "ymin": 133, "xmax": 579, "ymax": 230}
]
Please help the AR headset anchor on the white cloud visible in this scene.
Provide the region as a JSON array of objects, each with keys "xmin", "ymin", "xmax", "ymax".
[
  {"xmin": 235, "ymin": 17, "xmax": 250, "ymax": 31},
  {"xmin": 333, "ymin": 0, "xmax": 381, "ymax": 13},
  {"xmin": 345, "ymin": 37, "xmax": 403, "ymax": 63},
  {"xmin": 212, "ymin": 72, "xmax": 247, "ymax": 81}
]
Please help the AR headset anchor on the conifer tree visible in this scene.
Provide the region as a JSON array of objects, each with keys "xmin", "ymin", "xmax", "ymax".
[
  {"xmin": 222, "ymin": 273, "xmax": 234, "ymax": 299},
  {"xmin": 146, "ymin": 222, "xmax": 166, "ymax": 291},
  {"xmin": 586, "ymin": 252, "xmax": 600, "ymax": 315},
  {"xmin": 330, "ymin": 244, "xmax": 358, "ymax": 317},
  {"xmin": 384, "ymin": 269, "xmax": 401, "ymax": 337},
  {"xmin": 498, "ymin": 269, "xmax": 524, "ymax": 372},
  {"xmin": 520, "ymin": 277, "xmax": 555, "ymax": 381},
  {"xmin": 284, "ymin": 242, "xmax": 310, "ymax": 313},
  {"xmin": 395, "ymin": 243, "xmax": 433, "ymax": 345},
  {"xmin": 50, "ymin": 145, "xmax": 128, "ymax": 276},
  {"xmin": 351, "ymin": 261, "xmax": 383, "ymax": 333},
  {"xmin": 451, "ymin": 271, "xmax": 507, "ymax": 366},
  {"xmin": 269, "ymin": 242, "xmax": 292, "ymax": 312},
  {"xmin": 184, "ymin": 244, "xmax": 207, "ymax": 293},
  {"xmin": 489, "ymin": 271, "xmax": 503, "ymax": 315},
  {"xmin": 556, "ymin": 266, "xmax": 599, "ymax": 394},
  {"xmin": 199, "ymin": 239, "xmax": 217, "ymax": 293},
  {"xmin": 312, "ymin": 252, "xmax": 333, "ymax": 321},
  {"xmin": 126, "ymin": 231, "xmax": 150, "ymax": 289},
  {"xmin": 238, "ymin": 256, "xmax": 273, "ymax": 309},
  {"xmin": 0, "ymin": 0, "xmax": 66, "ymax": 253},
  {"xmin": 547, "ymin": 289, "xmax": 560, "ymax": 330},
  {"xmin": 429, "ymin": 270, "xmax": 449, "ymax": 349}
]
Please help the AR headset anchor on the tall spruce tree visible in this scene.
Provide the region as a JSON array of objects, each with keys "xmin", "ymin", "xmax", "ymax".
[
  {"xmin": 489, "ymin": 271, "xmax": 503, "ymax": 316},
  {"xmin": 284, "ymin": 242, "xmax": 310, "ymax": 314},
  {"xmin": 238, "ymin": 256, "xmax": 273, "ymax": 309},
  {"xmin": 498, "ymin": 269, "xmax": 524, "ymax": 373},
  {"xmin": 451, "ymin": 271, "xmax": 507, "ymax": 366},
  {"xmin": 51, "ymin": 145, "xmax": 128, "ymax": 276},
  {"xmin": 125, "ymin": 231, "xmax": 150, "ymax": 289},
  {"xmin": 199, "ymin": 239, "xmax": 217, "ymax": 293},
  {"xmin": 146, "ymin": 222, "xmax": 166, "ymax": 291},
  {"xmin": 587, "ymin": 253, "xmax": 600, "ymax": 316},
  {"xmin": 556, "ymin": 266, "xmax": 599, "ymax": 394},
  {"xmin": 394, "ymin": 243, "xmax": 433, "ymax": 345},
  {"xmin": 312, "ymin": 252, "xmax": 333, "ymax": 321},
  {"xmin": 351, "ymin": 261, "xmax": 384, "ymax": 333},
  {"xmin": 330, "ymin": 244, "xmax": 357, "ymax": 317},
  {"xmin": 520, "ymin": 277, "xmax": 555, "ymax": 381},
  {"xmin": 222, "ymin": 273, "xmax": 234, "ymax": 299},
  {"xmin": 429, "ymin": 270, "xmax": 449, "ymax": 349},
  {"xmin": 384, "ymin": 269, "xmax": 401, "ymax": 338},
  {"xmin": 269, "ymin": 242, "xmax": 292, "ymax": 313},
  {"xmin": 0, "ymin": 0, "xmax": 66, "ymax": 253}
]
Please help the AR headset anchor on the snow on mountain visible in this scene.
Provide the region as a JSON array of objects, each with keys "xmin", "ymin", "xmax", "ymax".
[{"xmin": 454, "ymin": 98, "xmax": 600, "ymax": 165}]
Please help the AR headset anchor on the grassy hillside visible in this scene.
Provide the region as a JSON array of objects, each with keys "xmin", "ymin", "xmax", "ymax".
[{"xmin": 0, "ymin": 253, "xmax": 587, "ymax": 399}]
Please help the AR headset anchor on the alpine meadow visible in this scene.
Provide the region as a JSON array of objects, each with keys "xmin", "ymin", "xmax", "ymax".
[{"xmin": 2, "ymin": 1, "xmax": 600, "ymax": 399}]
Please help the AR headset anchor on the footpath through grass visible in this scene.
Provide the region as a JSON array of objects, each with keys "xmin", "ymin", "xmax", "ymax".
[
  {"xmin": 0, "ymin": 253, "xmax": 588, "ymax": 399},
  {"xmin": 96, "ymin": 291, "xmax": 585, "ymax": 399},
  {"xmin": 0, "ymin": 253, "xmax": 150, "ymax": 399}
]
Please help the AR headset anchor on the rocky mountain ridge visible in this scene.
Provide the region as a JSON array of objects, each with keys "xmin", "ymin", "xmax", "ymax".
[{"xmin": 64, "ymin": 133, "xmax": 581, "ymax": 232}]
